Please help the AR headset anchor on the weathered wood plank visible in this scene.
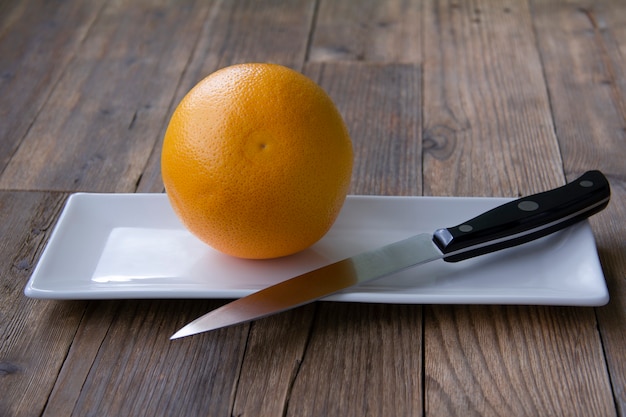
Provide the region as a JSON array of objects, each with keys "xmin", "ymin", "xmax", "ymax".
[
  {"xmin": 426, "ymin": 305, "xmax": 614, "ymax": 416},
  {"xmin": 309, "ymin": 0, "xmax": 422, "ymax": 63},
  {"xmin": 593, "ymin": 183, "xmax": 626, "ymax": 416},
  {"xmin": 231, "ymin": 305, "xmax": 316, "ymax": 417},
  {"xmin": 422, "ymin": 0, "xmax": 615, "ymax": 415},
  {"xmin": 45, "ymin": 299, "xmax": 249, "ymax": 417},
  {"xmin": 531, "ymin": 0, "xmax": 626, "ymax": 413},
  {"xmin": 0, "ymin": 191, "xmax": 88, "ymax": 417},
  {"xmin": 306, "ymin": 62, "xmax": 422, "ymax": 196},
  {"xmin": 44, "ymin": 279, "xmax": 312, "ymax": 415},
  {"xmin": 0, "ymin": 0, "xmax": 213, "ymax": 193},
  {"xmin": 423, "ymin": 0, "xmax": 564, "ymax": 198},
  {"xmin": 136, "ymin": 0, "xmax": 317, "ymax": 193},
  {"xmin": 41, "ymin": 300, "xmax": 120, "ymax": 417},
  {"xmin": 0, "ymin": 0, "xmax": 103, "ymax": 175},
  {"xmin": 531, "ymin": 0, "xmax": 625, "ymax": 177},
  {"xmin": 286, "ymin": 303, "xmax": 423, "ymax": 417},
  {"xmin": 174, "ymin": 0, "xmax": 315, "ymax": 89}
]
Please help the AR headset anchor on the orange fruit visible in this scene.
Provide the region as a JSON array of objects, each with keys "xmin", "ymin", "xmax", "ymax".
[{"xmin": 161, "ymin": 63, "xmax": 353, "ymax": 259}]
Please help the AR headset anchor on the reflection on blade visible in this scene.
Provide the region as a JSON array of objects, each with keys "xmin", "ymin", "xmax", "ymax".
[{"xmin": 171, "ymin": 233, "xmax": 441, "ymax": 339}]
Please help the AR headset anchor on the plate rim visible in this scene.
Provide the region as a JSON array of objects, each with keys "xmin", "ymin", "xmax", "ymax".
[{"xmin": 24, "ymin": 193, "xmax": 609, "ymax": 306}]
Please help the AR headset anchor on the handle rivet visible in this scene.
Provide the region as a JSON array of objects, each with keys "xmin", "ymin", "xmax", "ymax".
[
  {"xmin": 580, "ymin": 180, "xmax": 593, "ymax": 188},
  {"xmin": 518, "ymin": 200, "xmax": 539, "ymax": 211},
  {"xmin": 459, "ymin": 224, "xmax": 473, "ymax": 232}
]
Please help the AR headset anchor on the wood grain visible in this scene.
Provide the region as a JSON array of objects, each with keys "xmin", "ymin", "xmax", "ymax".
[
  {"xmin": 422, "ymin": 0, "xmax": 564, "ymax": 198},
  {"xmin": 0, "ymin": 0, "xmax": 103, "ymax": 175},
  {"xmin": 531, "ymin": 0, "xmax": 626, "ymax": 413},
  {"xmin": 309, "ymin": 0, "xmax": 422, "ymax": 63},
  {"xmin": 0, "ymin": 0, "xmax": 214, "ymax": 193},
  {"xmin": 593, "ymin": 183, "xmax": 626, "ymax": 417},
  {"xmin": 421, "ymin": 0, "xmax": 614, "ymax": 415},
  {"xmin": 426, "ymin": 306, "xmax": 614, "ymax": 416},
  {"xmin": 42, "ymin": 301, "xmax": 121, "ymax": 417},
  {"xmin": 305, "ymin": 62, "xmax": 422, "ymax": 196},
  {"xmin": 231, "ymin": 305, "xmax": 316, "ymax": 416},
  {"xmin": 0, "ymin": 191, "xmax": 88, "ymax": 417},
  {"xmin": 531, "ymin": 0, "xmax": 626, "ymax": 177},
  {"xmin": 286, "ymin": 303, "xmax": 422, "ymax": 417},
  {"xmin": 45, "ymin": 299, "xmax": 249, "ymax": 417}
]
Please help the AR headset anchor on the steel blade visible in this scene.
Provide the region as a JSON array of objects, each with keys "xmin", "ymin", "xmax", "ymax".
[{"xmin": 171, "ymin": 233, "xmax": 441, "ymax": 339}]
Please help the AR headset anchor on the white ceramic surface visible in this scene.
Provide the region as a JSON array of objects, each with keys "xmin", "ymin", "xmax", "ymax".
[{"xmin": 24, "ymin": 193, "xmax": 609, "ymax": 305}]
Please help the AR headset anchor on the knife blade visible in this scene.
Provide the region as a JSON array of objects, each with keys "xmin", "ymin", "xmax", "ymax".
[{"xmin": 171, "ymin": 170, "xmax": 610, "ymax": 339}]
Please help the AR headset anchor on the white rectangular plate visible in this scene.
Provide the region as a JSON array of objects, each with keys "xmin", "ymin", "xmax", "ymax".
[{"xmin": 25, "ymin": 193, "xmax": 609, "ymax": 305}]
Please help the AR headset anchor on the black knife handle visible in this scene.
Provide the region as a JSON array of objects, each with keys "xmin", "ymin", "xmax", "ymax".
[{"xmin": 433, "ymin": 170, "xmax": 610, "ymax": 262}]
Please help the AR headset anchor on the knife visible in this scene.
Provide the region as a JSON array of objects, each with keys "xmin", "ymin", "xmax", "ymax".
[{"xmin": 171, "ymin": 170, "xmax": 610, "ymax": 339}]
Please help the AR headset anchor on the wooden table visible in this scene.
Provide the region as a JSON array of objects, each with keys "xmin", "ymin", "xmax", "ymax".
[{"xmin": 2, "ymin": 0, "xmax": 625, "ymax": 416}]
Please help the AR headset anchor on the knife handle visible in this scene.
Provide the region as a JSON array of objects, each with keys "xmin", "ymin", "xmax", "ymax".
[{"xmin": 433, "ymin": 170, "xmax": 610, "ymax": 262}]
